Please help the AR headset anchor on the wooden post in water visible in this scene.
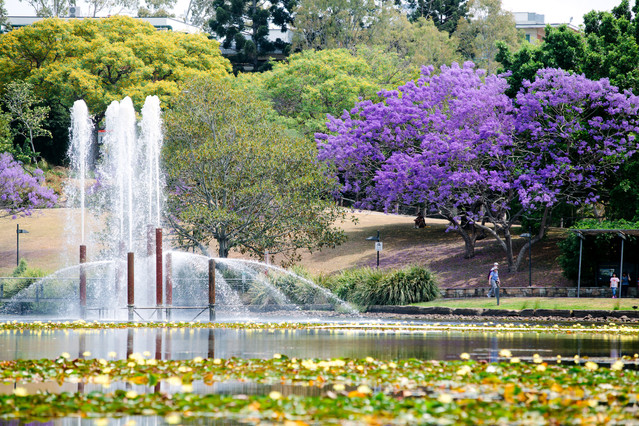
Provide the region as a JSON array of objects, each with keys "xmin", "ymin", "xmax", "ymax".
[
  {"xmin": 207, "ymin": 328, "xmax": 215, "ymax": 359},
  {"xmin": 155, "ymin": 329, "xmax": 162, "ymax": 360},
  {"xmin": 208, "ymin": 259, "xmax": 216, "ymax": 321},
  {"xmin": 126, "ymin": 328, "xmax": 133, "ymax": 359},
  {"xmin": 165, "ymin": 252, "xmax": 173, "ymax": 320},
  {"xmin": 156, "ymin": 228, "xmax": 163, "ymax": 321},
  {"xmin": 79, "ymin": 245, "xmax": 87, "ymax": 319},
  {"xmin": 127, "ymin": 252, "xmax": 135, "ymax": 321},
  {"xmin": 147, "ymin": 226, "xmax": 154, "ymax": 307}
]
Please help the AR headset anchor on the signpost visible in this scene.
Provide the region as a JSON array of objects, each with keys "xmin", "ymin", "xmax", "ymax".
[
  {"xmin": 16, "ymin": 224, "xmax": 29, "ymax": 266},
  {"xmin": 367, "ymin": 231, "xmax": 381, "ymax": 269}
]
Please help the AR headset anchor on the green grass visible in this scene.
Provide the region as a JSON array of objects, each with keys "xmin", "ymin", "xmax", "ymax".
[{"xmin": 414, "ymin": 297, "xmax": 639, "ymax": 311}]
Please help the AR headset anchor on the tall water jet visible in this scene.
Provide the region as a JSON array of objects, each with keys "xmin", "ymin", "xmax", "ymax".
[
  {"xmin": 67, "ymin": 100, "xmax": 93, "ymax": 243},
  {"xmin": 140, "ymin": 96, "xmax": 163, "ymax": 228},
  {"xmin": 98, "ymin": 96, "xmax": 163, "ymax": 255}
]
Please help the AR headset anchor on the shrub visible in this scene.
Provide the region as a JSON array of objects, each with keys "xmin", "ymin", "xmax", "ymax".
[
  {"xmin": 313, "ymin": 265, "xmax": 440, "ymax": 307},
  {"xmin": 2, "ymin": 259, "xmax": 47, "ymax": 299},
  {"xmin": 350, "ymin": 265, "xmax": 440, "ymax": 306},
  {"xmin": 380, "ymin": 265, "xmax": 440, "ymax": 305}
]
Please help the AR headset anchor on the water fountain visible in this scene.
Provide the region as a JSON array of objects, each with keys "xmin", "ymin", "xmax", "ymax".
[{"xmin": 1, "ymin": 96, "xmax": 357, "ymax": 321}]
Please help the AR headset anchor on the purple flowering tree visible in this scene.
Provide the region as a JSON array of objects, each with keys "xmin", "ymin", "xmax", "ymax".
[
  {"xmin": 318, "ymin": 63, "xmax": 639, "ymax": 271},
  {"xmin": 0, "ymin": 152, "xmax": 57, "ymax": 218}
]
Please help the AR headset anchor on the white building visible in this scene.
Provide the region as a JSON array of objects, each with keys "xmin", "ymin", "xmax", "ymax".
[{"xmin": 514, "ymin": 12, "xmax": 579, "ymax": 44}]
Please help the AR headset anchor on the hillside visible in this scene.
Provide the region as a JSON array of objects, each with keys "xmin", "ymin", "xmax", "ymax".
[{"xmin": 0, "ymin": 209, "xmax": 572, "ymax": 288}]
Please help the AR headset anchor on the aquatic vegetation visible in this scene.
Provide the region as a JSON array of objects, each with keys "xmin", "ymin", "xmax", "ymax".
[{"xmin": 1, "ymin": 354, "xmax": 639, "ymax": 424}]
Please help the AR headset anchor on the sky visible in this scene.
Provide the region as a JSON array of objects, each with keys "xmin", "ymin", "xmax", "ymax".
[{"xmin": 3, "ymin": 0, "xmax": 624, "ymax": 26}]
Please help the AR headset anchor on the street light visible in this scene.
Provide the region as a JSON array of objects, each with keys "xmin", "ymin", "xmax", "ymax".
[
  {"xmin": 366, "ymin": 230, "xmax": 381, "ymax": 269},
  {"xmin": 16, "ymin": 224, "xmax": 29, "ymax": 266},
  {"xmin": 521, "ymin": 228, "xmax": 532, "ymax": 287}
]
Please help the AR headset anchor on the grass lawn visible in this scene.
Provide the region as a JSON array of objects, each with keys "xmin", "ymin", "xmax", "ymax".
[{"xmin": 415, "ymin": 297, "xmax": 639, "ymax": 311}]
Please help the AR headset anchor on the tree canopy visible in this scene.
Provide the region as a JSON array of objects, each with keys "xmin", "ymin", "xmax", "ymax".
[
  {"xmin": 318, "ymin": 62, "xmax": 639, "ymax": 270},
  {"xmin": 497, "ymin": 0, "xmax": 639, "ymax": 95},
  {"xmin": 403, "ymin": 0, "xmax": 468, "ymax": 34},
  {"xmin": 163, "ymin": 78, "xmax": 347, "ymax": 265},
  {"xmin": 257, "ymin": 49, "xmax": 392, "ymax": 136},
  {"xmin": 454, "ymin": 0, "xmax": 521, "ymax": 74},
  {"xmin": 207, "ymin": 0, "xmax": 295, "ymax": 71}
]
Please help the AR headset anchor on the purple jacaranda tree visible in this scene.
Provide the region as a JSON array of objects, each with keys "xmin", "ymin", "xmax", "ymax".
[
  {"xmin": 0, "ymin": 152, "xmax": 57, "ymax": 218},
  {"xmin": 318, "ymin": 63, "xmax": 639, "ymax": 271}
]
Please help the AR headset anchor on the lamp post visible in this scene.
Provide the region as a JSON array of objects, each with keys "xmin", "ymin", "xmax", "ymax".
[
  {"xmin": 366, "ymin": 231, "xmax": 381, "ymax": 269},
  {"xmin": 16, "ymin": 224, "xmax": 29, "ymax": 266},
  {"xmin": 521, "ymin": 228, "xmax": 532, "ymax": 287}
]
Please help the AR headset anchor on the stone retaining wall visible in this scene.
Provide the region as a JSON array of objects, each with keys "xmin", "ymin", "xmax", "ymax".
[
  {"xmin": 441, "ymin": 287, "xmax": 639, "ymax": 298},
  {"xmin": 366, "ymin": 305, "xmax": 639, "ymax": 320}
]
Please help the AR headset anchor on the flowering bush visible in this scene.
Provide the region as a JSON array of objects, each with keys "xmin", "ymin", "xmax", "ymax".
[{"xmin": 0, "ymin": 152, "xmax": 57, "ymax": 218}]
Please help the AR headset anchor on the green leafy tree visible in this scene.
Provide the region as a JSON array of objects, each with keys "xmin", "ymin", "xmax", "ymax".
[
  {"xmin": 496, "ymin": 0, "xmax": 639, "ymax": 94},
  {"xmin": 3, "ymin": 81, "xmax": 51, "ymax": 164},
  {"xmin": 291, "ymin": 0, "xmax": 377, "ymax": 51},
  {"xmin": 404, "ymin": 0, "xmax": 468, "ymax": 34},
  {"xmin": 0, "ymin": 0, "xmax": 9, "ymax": 33},
  {"xmin": 259, "ymin": 49, "xmax": 385, "ymax": 135},
  {"xmin": 0, "ymin": 110, "xmax": 11, "ymax": 153},
  {"xmin": 163, "ymin": 78, "xmax": 348, "ymax": 265},
  {"xmin": 207, "ymin": 0, "xmax": 296, "ymax": 71},
  {"xmin": 454, "ymin": 0, "xmax": 521, "ymax": 74},
  {"xmin": 496, "ymin": 25, "xmax": 585, "ymax": 96},
  {"xmin": 365, "ymin": 13, "xmax": 461, "ymax": 74}
]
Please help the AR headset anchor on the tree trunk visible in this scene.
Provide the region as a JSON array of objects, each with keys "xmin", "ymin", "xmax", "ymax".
[
  {"xmin": 218, "ymin": 238, "xmax": 229, "ymax": 258},
  {"xmin": 251, "ymin": 0, "xmax": 258, "ymax": 71},
  {"xmin": 455, "ymin": 224, "xmax": 478, "ymax": 258},
  {"xmin": 503, "ymin": 230, "xmax": 515, "ymax": 271},
  {"xmin": 513, "ymin": 206, "xmax": 551, "ymax": 272}
]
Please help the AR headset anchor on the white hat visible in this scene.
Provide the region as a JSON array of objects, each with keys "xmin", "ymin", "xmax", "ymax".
[{"xmin": 493, "ymin": 262, "xmax": 499, "ymax": 267}]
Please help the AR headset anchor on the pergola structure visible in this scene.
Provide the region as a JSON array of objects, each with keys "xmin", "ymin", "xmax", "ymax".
[{"xmin": 571, "ymin": 229, "xmax": 639, "ymax": 297}]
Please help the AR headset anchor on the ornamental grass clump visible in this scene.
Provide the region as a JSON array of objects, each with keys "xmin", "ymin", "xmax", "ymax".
[
  {"xmin": 353, "ymin": 265, "xmax": 440, "ymax": 306},
  {"xmin": 320, "ymin": 265, "xmax": 440, "ymax": 306},
  {"xmin": 380, "ymin": 265, "xmax": 440, "ymax": 305}
]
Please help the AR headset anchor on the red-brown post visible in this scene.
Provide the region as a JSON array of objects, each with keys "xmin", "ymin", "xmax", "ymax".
[
  {"xmin": 79, "ymin": 245, "xmax": 87, "ymax": 319},
  {"xmin": 165, "ymin": 252, "xmax": 173, "ymax": 320},
  {"xmin": 207, "ymin": 328, "xmax": 215, "ymax": 359},
  {"xmin": 208, "ymin": 259, "xmax": 216, "ymax": 321},
  {"xmin": 156, "ymin": 228, "xmax": 163, "ymax": 308},
  {"xmin": 147, "ymin": 226, "xmax": 154, "ymax": 307},
  {"xmin": 126, "ymin": 328, "xmax": 133, "ymax": 358},
  {"xmin": 155, "ymin": 329, "xmax": 162, "ymax": 360},
  {"xmin": 127, "ymin": 252, "xmax": 135, "ymax": 321}
]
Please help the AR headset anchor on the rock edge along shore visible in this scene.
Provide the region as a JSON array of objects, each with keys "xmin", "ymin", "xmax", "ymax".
[{"xmin": 366, "ymin": 305, "xmax": 639, "ymax": 322}]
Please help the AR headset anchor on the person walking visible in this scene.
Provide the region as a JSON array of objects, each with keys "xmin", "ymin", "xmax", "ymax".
[
  {"xmin": 487, "ymin": 262, "xmax": 500, "ymax": 297},
  {"xmin": 610, "ymin": 273, "xmax": 620, "ymax": 298},
  {"xmin": 621, "ymin": 273, "xmax": 630, "ymax": 298}
]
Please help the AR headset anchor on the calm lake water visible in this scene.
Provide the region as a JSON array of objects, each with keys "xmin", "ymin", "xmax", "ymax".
[{"xmin": 1, "ymin": 323, "xmax": 637, "ymax": 362}]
